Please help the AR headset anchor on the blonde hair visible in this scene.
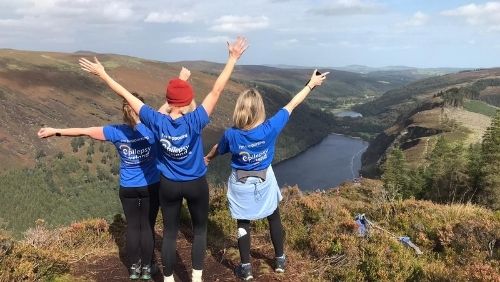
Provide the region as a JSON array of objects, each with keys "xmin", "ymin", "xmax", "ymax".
[
  {"xmin": 233, "ymin": 88, "xmax": 266, "ymax": 130},
  {"xmin": 123, "ymin": 92, "xmax": 144, "ymax": 127},
  {"xmin": 164, "ymin": 100, "xmax": 197, "ymax": 115}
]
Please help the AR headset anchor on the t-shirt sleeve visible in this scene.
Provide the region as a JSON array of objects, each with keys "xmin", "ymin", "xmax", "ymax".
[
  {"xmin": 187, "ymin": 106, "xmax": 210, "ymax": 134},
  {"xmin": 217, "ymin": 131, "xmax": 230, "ymax": 155},
  {"xmin": 139, "ymin": 105, "xmax": 162, "ymax": 137},
  {"xmin": 268, "ymin": 108, "xmax": 290, "ymax": 134},
  {"xmin": 103, "ymin": 125, "xmax": 118, "ymax": 142}
]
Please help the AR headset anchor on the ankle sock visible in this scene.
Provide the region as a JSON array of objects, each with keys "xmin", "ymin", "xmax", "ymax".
[
  {"xmin": 192, "ymin": 269, "xmax": 203, "ymax": 281},
  {"xmin": 164, "ymin": 274, "xmax": 174, "ymax": 282}
]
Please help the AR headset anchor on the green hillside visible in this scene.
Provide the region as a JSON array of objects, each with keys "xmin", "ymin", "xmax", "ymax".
[{"xmin": 0, "ymin": 49, "xmax": 334, "ymax": 234}]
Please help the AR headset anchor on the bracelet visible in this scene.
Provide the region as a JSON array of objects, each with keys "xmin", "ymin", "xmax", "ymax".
[
  {"xmin": 306, "ymin": 84, "xmax": 313, "ymax": 91},
  {"xmin": 56, "ymin": 132, "xmax": 61, "ymax": 136}
]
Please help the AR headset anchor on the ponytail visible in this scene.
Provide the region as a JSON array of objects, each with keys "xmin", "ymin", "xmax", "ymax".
[{"xmin": 123, "ymin": 92, "xmax": 144, "ymax": 127}]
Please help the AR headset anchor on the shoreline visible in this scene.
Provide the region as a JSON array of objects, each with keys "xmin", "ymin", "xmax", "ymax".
[{"xmin": 273, "ymin": 132, "xmax": 369, "ymax": 167}]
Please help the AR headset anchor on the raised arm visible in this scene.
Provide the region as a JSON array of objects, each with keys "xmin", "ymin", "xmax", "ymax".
[
  {"xmin": 202, "ymin": 37, "xmax": 249, "ymax": 116},
  {"xmin": 179, "ymin": 66, "xmax": 191, "ymax": 81},
  {"xmin": 38, "ymin": 127, "xmax": 105, "ymax": 141},
  {"xmin": 204, "ymin": 144, "xmax": 219, "ymax": 165},
  {"xmin": 158, "ymin": 102, "xmax": 169, "ymax": 114},
  {"xmin": 79, "ymin": 57, "xmax": 144, "ymax": 114},
  {"xmin": 283, "ymin": 70, "xmax": 329, "ymax": 114},
  {"xmin": 158, "ymin": 67, "xmax": 191, "ymax": 114}
]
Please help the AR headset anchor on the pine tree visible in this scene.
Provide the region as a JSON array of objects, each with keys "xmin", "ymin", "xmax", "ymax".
[
  {"xmin": 478, "ymin": 110, "xmax": 500, "ymax": 210},
  {"xmin": 381, "ymin": 148, "xmax": 409, "ymax": 201},
  {"xmin": 424, "ymin": 136, "xmax": 451, "ymax": 201}
]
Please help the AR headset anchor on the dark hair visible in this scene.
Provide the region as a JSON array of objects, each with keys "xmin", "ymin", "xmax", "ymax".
[{"xmin": 123, "ymin": 92, "xmax": 144, "ymax": 127}]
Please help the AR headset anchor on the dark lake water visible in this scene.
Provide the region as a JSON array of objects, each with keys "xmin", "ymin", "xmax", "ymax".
[{"xmin": 274, "ymin": 134, "xmax": 368, "ymax": 191}]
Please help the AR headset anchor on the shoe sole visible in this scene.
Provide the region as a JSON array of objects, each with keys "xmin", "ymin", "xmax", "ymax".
[
  {"xmin": 275, "ymin": 268, "xmax": 285, "ymax": 273},
  {"xmin": 243, "ymin": 275, "xmax": 253, "ymax": 281}
]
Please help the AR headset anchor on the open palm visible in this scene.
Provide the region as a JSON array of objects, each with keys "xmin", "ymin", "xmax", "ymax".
[
  {"xmin": 79, "ymin": 57, "xmax": 106, "ymax": 77},
  {"xmin": 228, "ymin": 36, "xmax": 249, "ymax": 60}
]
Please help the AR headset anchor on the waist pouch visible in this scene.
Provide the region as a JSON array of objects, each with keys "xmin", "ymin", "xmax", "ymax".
[{"xmin": 236, "ymin": 168, "xmax": 267, "ymax": 182}]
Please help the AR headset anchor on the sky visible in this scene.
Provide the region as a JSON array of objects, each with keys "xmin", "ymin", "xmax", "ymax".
[{"xmin": 0, "ymin": 0, "xmax": 500, "ymax": 68}]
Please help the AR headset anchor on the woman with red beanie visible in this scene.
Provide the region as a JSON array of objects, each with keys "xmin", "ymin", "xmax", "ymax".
[{"xmin": 79, "ymin": 36, "xmax": 248, "ymax": 282}]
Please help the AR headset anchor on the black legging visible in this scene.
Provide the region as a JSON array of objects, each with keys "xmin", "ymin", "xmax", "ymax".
[
  {"xmin": 119, "ymin": 182, "xmax": 159, "ymax": 266},
  {"xmin": 237, "ymin": 207, "xmax": 284, "ymax": 264},
  {"xmin": 148, "ymin": 183, "xmax": 160, "ymax": 254},
  {"xmin": 160, "ymin": 175, "xmax": 209, "ymax": 276}
]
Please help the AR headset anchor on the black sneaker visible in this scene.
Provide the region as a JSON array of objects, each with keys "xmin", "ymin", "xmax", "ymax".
[
  {"xmin": 235, "ymin": 263, "xmax": 253, "ymax": 281},
  {"xmin": 140, "ymin": 265, "xmax": 152, "ymax": 280},
  {"xmin": 129, "ymin": 263, "xmax": 141, "ymax": 280},
  {"xmin": 275, "ymin": 255, "xmax": 286, "ymax": 273}
]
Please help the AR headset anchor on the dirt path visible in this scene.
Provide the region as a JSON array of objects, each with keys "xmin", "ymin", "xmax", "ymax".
[{"xmin": 72, "ymin": 227, "xmax": 295, "ymax": 281}]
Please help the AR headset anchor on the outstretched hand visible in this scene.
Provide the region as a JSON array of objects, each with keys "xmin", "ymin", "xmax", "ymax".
[
  {"xmin": 204, "ymin": 156, "xmax": 210, "ymax": 166},
  {"xmin": 79, "ymin": 57, "xmax": 106, "ymax": 77},
  {"xmin": 38, "ymin": 127, "xmax": 56, "ymax": 138},
  {"xmin": 179, "ymin": 67, "xmax": 191, "ymax": 81},
  {"xmin": 307, "ymin": 69, "xmax": 330, "ymax": 88},
  {"xmin": 227, "ymin": 36, "xmax": 249, "ymax": 60}
]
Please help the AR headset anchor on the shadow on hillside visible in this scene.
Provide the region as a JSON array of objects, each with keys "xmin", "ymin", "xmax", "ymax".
[
  {"xmin": 177, "ymin": 203, "xmax": 236, "ymax": 275},
  {"xmin": 109, "ymin": 214, "xmax": 127, "ymax": 268},
  {"xmin": 205, "ymin": 218, "xmax": 237, "ymax": 273},
  {"xmin": 109, "ymin": 214, "xmax": 165, "ymax": 282},
  {"xmin": 250, "ymin": 250, "xmax": 274, "ymax": 270}
]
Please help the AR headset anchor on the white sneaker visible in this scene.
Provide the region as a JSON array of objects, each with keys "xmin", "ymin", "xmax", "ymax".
[{"xmin": 192, "ymin": 269, "xmax": 203, "ymax": 282}]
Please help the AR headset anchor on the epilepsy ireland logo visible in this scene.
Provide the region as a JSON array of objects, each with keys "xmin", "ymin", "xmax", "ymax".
[
  {"xmin": 239, "ymin": 149, "xmax": 268, "ymax": 163},
  {"xmin": 160, "ymin": 138, "xmax": 190, "ymax": 159},
  {"xmin": 119, "ymin": 144, "xmax": 152, "ymax": 164}
]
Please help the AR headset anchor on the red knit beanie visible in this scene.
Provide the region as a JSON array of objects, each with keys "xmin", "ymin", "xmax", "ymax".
[{"xmin": 165, "ymin": 78, "xmax": 194, "ymax": 107}]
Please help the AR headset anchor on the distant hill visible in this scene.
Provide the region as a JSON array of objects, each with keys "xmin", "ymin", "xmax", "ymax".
[
  {"xmin": 355, "ymin": 68, "xmax": 500, "ymax": 125},
  {"xmin": 175, "ymin": 61, "xmax": 434, "ymax": 110},
  {"xmin": 332, "ymin": 64, "xmax": 466, "ymax": 75},
  {"xmin": 358, "ymin": 68, "xmax": 500, "ymax": 176},
  {"xmin": 264, "ymin": 64, "xmax": 465, "ymax": 75}
]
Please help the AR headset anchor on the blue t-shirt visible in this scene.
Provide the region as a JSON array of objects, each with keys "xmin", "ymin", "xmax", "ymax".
[
  {"xmin": 103, "ymin": 123, "xmax": 160, "ymax": 187},
  {"xmin": 139, "ymin": 105, "xmax": 210, "ymax": 181},
  {"xmin": 218, "ymin": 108, "xmax": 290, "ymax": 171}
]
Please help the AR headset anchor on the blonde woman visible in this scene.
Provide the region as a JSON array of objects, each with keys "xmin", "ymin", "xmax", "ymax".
[
  {"xmin": 38, "ymin": 93, "xmax": 159, "ymax": 280},
  {"xmin": 78, "ymin": 36, "xmax": 248, "ymax": 282},
  {"xmin": 205, "ymin": 70, "xmax": 328, "ymax": 280}
]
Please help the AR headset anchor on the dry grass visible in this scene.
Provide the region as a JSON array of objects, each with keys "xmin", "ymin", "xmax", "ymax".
[{"xmin": 1, "ymin": 180, "xmax": 499, "ymax": 281}]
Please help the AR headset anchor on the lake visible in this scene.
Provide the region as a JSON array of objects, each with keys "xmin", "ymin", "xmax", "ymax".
[
  {"xmin": 274, "ymin": 134, "xmax": 368, "ymax": 191},
  {"xmin": 334, "ymin": 111, "xmax": 363, "ymax": 118}
]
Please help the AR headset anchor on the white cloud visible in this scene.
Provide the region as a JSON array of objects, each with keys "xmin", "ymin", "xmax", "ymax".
[
  {"xmin": 13, "ymin": 0, "xmax": 138, "ymax": 24},
  {"xmin": 144, "ymin": 11, "xmax": 195, "ymax": 23},
  {"xmin": 308, "ymin": 0, "xmax": 384, "ymax": 16},
  {"xmin": 338, "ymin": 40, "xmax": 360, "ymax": 48},
  {"xmin": 101, "ymin": 2, "xmax": 134, "ymax": 22},
  {"xmin": 319, "ymin": 41, "xmax": 360, "ymax": 48},
  {"xmin": 210, "ymin": 15, "xmax": 269, "ymax": 33},
  {"xmin": 442, "ymin": 2, "xmax": 500, "ymax": 31},
  {"xmin": 399, "ymin": 11, "xmax": 429, "ymax": 27},
  {"xmin": 370, "ymin": 44, "xmax": 415, "ymax": 51},
  {"xmin": 168, "ymin": 36, "xmax": 230, "ymax": 44},
  {"xmin": 274, "ymin": 38, "xmax": 299, "ymax": 47}
]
